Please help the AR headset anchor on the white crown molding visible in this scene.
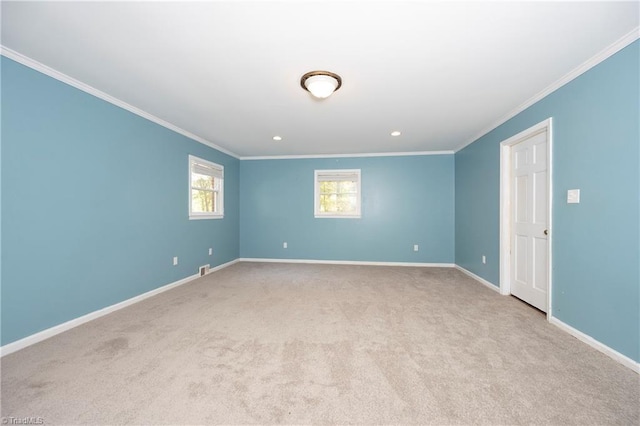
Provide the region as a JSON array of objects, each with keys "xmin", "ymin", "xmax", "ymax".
[
  {"xmin": 240, "ymin": 150, "xmax": 454, "ymax": 161},
  {"xmin": 239, "ymin": 258, "xmax": 455, "ymax": 268},
  {"xmin": 0, "ymin": 46, "xmax": 240, "ymax": 159},
  {"xmin": 0, "ymin": 46, "xmax": 453, "ymax": 161},
  {"xmin": 0, "ymin": 259, "xmax": 240, "ymax": 357},
  {"xmin": 455, "ymin": 26, "xmax": 640, "ymax": 153}
]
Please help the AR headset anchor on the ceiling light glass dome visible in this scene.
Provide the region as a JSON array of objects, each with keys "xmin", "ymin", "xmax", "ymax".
[{"xmin": 300, "ymin": 71, "xmax": 342, "ymax": 99}]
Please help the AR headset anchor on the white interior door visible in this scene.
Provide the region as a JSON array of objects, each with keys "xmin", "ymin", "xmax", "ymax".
[{"xmin": 510, "ymin": 130, "xmax": 548, "ymax": 312}]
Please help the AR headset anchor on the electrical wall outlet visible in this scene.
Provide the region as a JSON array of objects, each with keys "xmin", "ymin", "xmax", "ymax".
[
  {"xmin": 482, "ymin": 255, "xmax": 486, "ymax": 264},
  {"xmin": 283, "ymin": 242, "xmax": 288, "ymax": 249},
  {"xmin": 208, "ymin": 248, "xmax": 213, "ymax": 255},
  {"xmin": 173, "ymin": 256, "xmax": 178, "ymax": 266},
  {"xmin": 567, "ymin": 189, "xmax": 580, "ymax": 204},
  {"xmin": 413, "ymin": 244, "xmax": 419, "ymax": 252}
]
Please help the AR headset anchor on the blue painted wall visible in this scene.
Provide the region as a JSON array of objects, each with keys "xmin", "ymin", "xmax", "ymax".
[
  {"xmin": 3, "ymin": 40, "xmax": 637, "ymax": 365},
  {"xmin": 240, "ymin": 155, "xmax": 455, "ymax": 263},
  {"xmin": 1, "ymin": 57, "xmax": 240, "ymax": 345},
  {"xmin": 455, "ymin": 42, "xmax": 639, "ymax": 362}
]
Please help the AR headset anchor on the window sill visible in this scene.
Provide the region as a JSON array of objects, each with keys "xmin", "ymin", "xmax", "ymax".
[
  {"xmin": 189, "ymin": 215, "xmax": 224, "ymax": 220},
  {"xmin": 314, "ymin": 214, "xmax": 361, "ymax": 219}
]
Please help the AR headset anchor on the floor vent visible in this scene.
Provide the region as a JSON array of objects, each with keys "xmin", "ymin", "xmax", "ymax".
[{"xmin": 199, "ymin": 264, "xmax": 211, "ymax": 276}]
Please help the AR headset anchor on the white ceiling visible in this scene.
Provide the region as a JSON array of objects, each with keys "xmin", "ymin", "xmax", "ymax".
[{"xmin": 2, "ymin": 1, "xmax": 638, "ymax": 158}]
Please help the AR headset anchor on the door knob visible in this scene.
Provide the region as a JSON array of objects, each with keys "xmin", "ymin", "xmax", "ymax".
[{"xmin": 544, "ymin": 229, "xmax": 548, "ymax": 235}]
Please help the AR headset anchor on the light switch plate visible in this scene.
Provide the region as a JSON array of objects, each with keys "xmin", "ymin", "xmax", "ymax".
[{"xmin": 567, "ymin": 189, "xmax": 580, "ymax": 204}]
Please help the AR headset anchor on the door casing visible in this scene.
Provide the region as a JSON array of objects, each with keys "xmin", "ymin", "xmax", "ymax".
[{"xmin": 499, "ymin": 118, "xmax": 553, "ymax": 319}]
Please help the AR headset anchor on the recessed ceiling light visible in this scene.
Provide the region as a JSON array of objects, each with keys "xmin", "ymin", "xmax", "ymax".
[
  {"xmin": 272, "ymin": 136, "xmax": 282, "ymax": 141},
  {"xmin": 391, "ymin": 131, "xmax": 401, "ymax": 137}
]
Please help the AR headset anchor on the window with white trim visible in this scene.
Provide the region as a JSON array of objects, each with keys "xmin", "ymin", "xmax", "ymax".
[
  {"xmin": 314, "ymin": 169, "xmax": 361, "ymax": 218},
  {"xmin": 189, "ymin": 155, "xmax": 224, "ymax": 219}
]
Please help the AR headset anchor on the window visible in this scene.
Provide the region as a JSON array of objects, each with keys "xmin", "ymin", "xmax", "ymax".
[
  {"xmin": 189, "ymin": 155, "xmax": 223, "ymax": 219},
  {"xmin": 314, "ymin": 169, "xmax": 361, "ymax": 218}
]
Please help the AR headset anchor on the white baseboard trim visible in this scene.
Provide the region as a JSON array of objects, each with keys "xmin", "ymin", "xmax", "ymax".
[
  {"xmin": 452, "ymin": 265, "xmax": 639, "ymax": 373},
  {"xmin": 5, "ymin": 258, "xmax": 637, "ymax": 374},
  {"xmin": 238, "ymin": 258, "xmax": 455, "ymax": 268},
  {"xmin": 0, "ymin": 259, "xmax": 240, "ymax": 357},
  {"xmin": 454, "ymin": 265, "xmax": 500, "ymax": 293},
  {"xmin": 549, "ymin": 316, "xmax": 639, "ymax": 374},
  {"xmin": 208, "ymin": 258, "xmax": 240, "ymax": 273}
]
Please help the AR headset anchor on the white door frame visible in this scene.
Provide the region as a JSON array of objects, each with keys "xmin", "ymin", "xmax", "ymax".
[{"xmin": 499, "ymin": 118, "xmax": 553, "ymax": 319}]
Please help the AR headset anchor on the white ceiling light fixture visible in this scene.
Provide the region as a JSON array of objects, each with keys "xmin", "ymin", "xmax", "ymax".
[
  {"xmin": 300, "ymin": 71, "xmax": 342, "ymax": 99},
  {"xmin": 272, "ymin": 136, "xmax": 282, "ymax": 141},
  {"xmin": 391, "ymin": 131, "xmax": 402, "ymax": 137}
]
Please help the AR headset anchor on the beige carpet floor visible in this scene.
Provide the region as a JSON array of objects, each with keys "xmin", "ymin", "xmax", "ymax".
[{"xmin": 1, "ymin": 262, "xmax": 638, "ymax": 425}]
